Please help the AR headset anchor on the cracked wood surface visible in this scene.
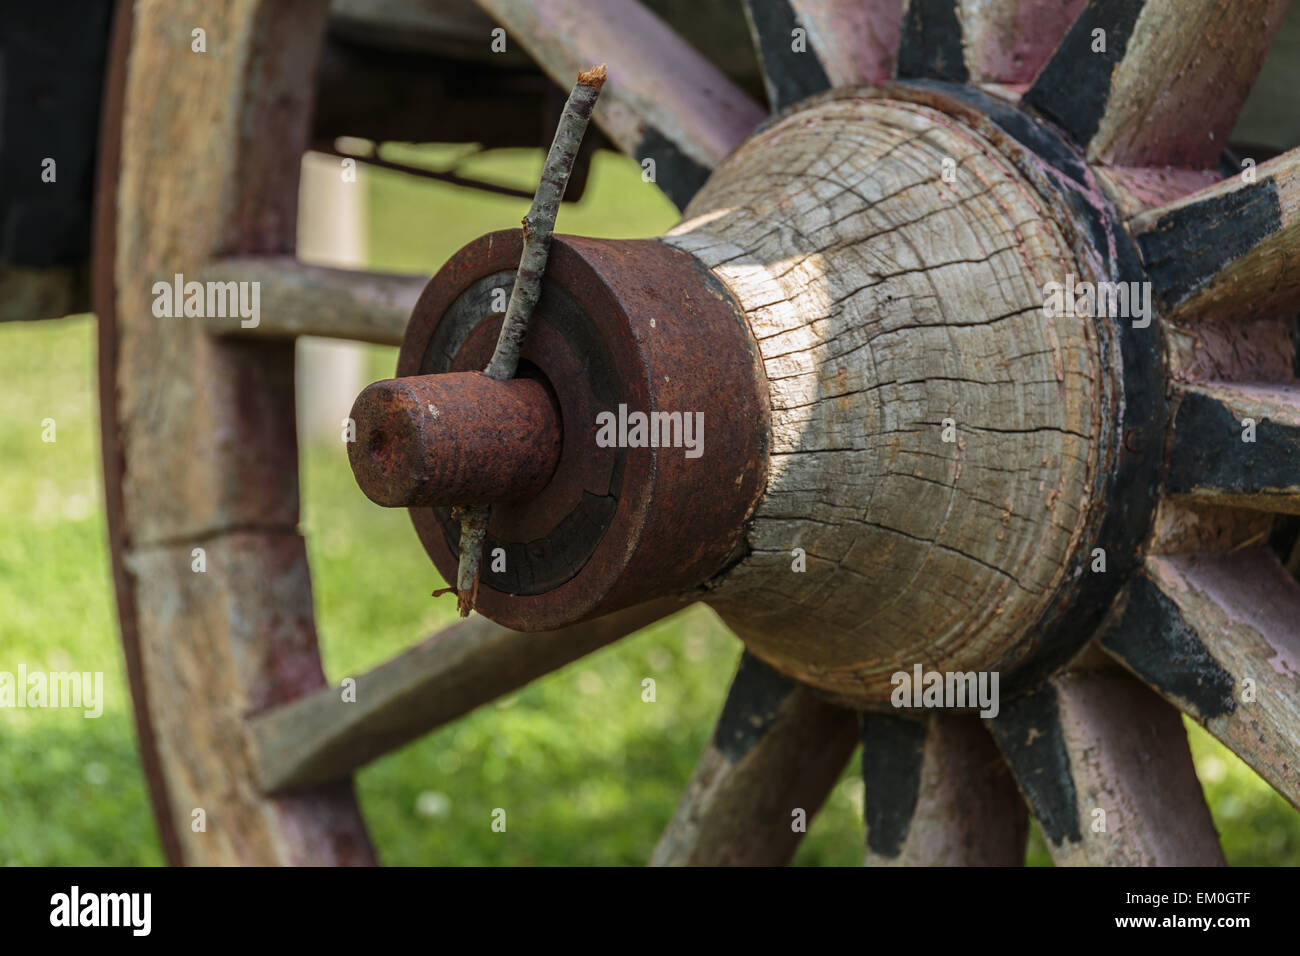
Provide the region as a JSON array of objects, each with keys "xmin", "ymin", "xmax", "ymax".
[{"xmin": 666, "ymin": 94, "xmax": 1104, "ymax": 705}]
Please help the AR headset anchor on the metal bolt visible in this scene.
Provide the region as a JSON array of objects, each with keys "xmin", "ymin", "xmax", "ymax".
[{"xmin": 348, "ymin": 371, "xmax": 561, "ymax": 508}]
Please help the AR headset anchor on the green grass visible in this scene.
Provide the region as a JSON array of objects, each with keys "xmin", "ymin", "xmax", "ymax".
[{"xmin": 2, "ymin": 148, "xmax": 1298, "ymax": 865}]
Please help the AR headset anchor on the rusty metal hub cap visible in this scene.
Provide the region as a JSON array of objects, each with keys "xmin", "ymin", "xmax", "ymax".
[{"xmin": 351, "ymin": 230, "xmax": 770, "ymax": 631}]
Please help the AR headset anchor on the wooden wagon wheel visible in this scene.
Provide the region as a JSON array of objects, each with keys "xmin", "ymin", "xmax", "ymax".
[{"xmin": 96, "ymin": 0, "xmax": 1300, "ymax": 866}]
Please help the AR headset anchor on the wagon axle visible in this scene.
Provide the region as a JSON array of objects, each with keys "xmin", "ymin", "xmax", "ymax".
[{"xmin": 349, "ymin": 371, "xmax": 563, "ymax": 507}]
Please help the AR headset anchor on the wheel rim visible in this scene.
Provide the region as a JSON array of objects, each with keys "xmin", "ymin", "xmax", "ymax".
[{"xmin": 98, "ymin": 0, "xmax": 1300, "ymax": 866}]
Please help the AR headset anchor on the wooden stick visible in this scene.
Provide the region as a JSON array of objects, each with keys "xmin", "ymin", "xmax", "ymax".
[
  {"xmin": 452, "ymin": 506, "xmax": 489, "ymax": 616},
  {"xmin": 474, "ymin": 0, "xmax": 764, "ymax": 210},
  {"xmin": 451, "ymin": 65, "xmax": 605, "ymax": 615},
  {"xmin": 484, "ymin": 64, "xmax": 605, "ymax": 381}
]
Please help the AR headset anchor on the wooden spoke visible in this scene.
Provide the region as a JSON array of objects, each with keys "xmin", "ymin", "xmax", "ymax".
[
  {"xmin": 251, "ymin": 597, "xmax": 690, "ymax": 793},
  {"xmin": 196, "ymin": 256, "xmax": 427, "ymax": 345},
  {"xmin": 1165, "ymin": 383, "xmax": 1300, "ymax": 514},
  {"xmin": 861, "ymin": 713, "xmax": 1026, "ymax": 866},
  {"xmin": 1100, "ymin": 550, "xmax": 1300, "ymax": 810},
  {"xmin": 473, "ymin": 0, "xmax": 764, "ymax": 210},
  {"xmin": 743, "ymin": 0, "xmax": 901, "ymax": 112},
  {"xmin": 1023, "ymin": 0, "xmax": 1289, "ymax": 168},
  {"xmin": 989, "ymin": 666, "xmax": 1224, "ymax": 865},
  {"xmin": 650, "ymin": 653, "xmax": 858, "ymax": 866},
  {"xmin": 1130, "ymin": 149, "xmax": 1300, "ymax": 322},
  {"xmin": 957, "ymin": 0, "xmax": 1088, "ymax": 94},
  {"xmin": 896, "ymin": 0, "xmax": 1086, "ymax": 90},
  {"xmin": 895, "ymin": 0, "xmax": 969, "ymax": 83}
]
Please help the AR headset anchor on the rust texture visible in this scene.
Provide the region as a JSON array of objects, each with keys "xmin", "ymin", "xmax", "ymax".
[
  {"xmin": 385, "ymin": 230, "xmax": 771, "ymax": 631},
  {"xmin": 348, "ymin": 372, "xmax": 561, "ymax": 508}
]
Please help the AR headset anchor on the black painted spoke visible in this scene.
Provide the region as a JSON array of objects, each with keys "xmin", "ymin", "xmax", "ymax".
[
  {"xmin": 987, "ymin": 671, "xmax": 1223, "ymax": 865},
  {"xmin": 895, "ymin": 0, "xmax": 968, "ymax": 83},
  {"xmin": 1131, "ymin": 151, "xmax": 1300, "ymax": 322},
  {"xmin": 1101, "ymin": 551, "xmax": 1300, "ymax": 810},
  {"xmin": 651, "ymin": 653, "xmax": 857, "ymax": 866},
  {"xmin": 1023, "ymin": 0, "xmax": 1288, "ymax": 167},
  {"xmin": 862, "ymin": 712, "xmax": 1025, "ymax": 865},
  {"xmin": 1165, "ymin": 385, "xmax": 1300, "ymax": 511},
  {"xmin": 742, "ymin": 0, "xmax": 832, "ymax": 111}
]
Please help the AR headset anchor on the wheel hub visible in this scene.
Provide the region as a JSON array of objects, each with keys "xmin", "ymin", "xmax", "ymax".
[{"xmin": 348, "ymin": 83, "xmax": 1163, "ymax": 708}]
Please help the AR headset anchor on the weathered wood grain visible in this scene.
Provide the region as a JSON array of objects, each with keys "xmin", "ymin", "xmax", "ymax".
[
  {"xmin": 1147, "ymin": 498, "xmax": 1274, "ymax": 556},
  {"xmin": 1024, "ymin": 0, "xmax": 1289, "ymax": 169},
  {"xmin": 989, "ymin": 666, "xmax": 1224, "ymax": 865},
  {"xmin": 198, "ymin": 256, "xmax": 426, "ymax": 344},
  {"xmin": 1091, "ymin": 165, "xmax": 1220, "ymax": 220},
  {"xmin": 1101, "ymin": 550, "xmax": 1300, "ymax": 809},
  {"xmin": 1161, "ymin": 313, "xmax": 1296, "ymax": 386},
  {"xmin": 1166, "ymin": 383, "xmax": 1300, "ymax": 515},
  {"xmin": 252, "ymin": 597, "xmax": 690, "ymax": 793},
  {"xmin": 791, "ymin": 0, "xmax": 900, "ymax": 86},
  {"xmin": 666, "ymin": 93, "xmax": 1106, "ymax": 705},
  {"xmin": 129, "ymin": 532, "xmax": 375, "ymax": 864},
  {"xmin": 651, "ymin": 653, "xmax": 858, "ymax": 866},
  {"xmin": 473, "ymin": 0, "xmax": 764, "ymax": 209},
  {"xmin": 960, "ymin": 0, "xmax": 1089, "ymax": 94},
  {"xmin": 862, "ymin": 713, "xmax": 1026, "ymax": 865},
  {"xmin": 1130, "ymin": 148, "xmax": 1300, "ymax": 322},
  {"xmin": 109, "ymin": 0, "xmax": 374, "ymax": 864}
]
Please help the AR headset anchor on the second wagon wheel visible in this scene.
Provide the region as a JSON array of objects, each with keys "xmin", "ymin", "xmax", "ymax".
[{"xmin": 97, "ymin": 0, "xmax": 1300, "ymax": 866}]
